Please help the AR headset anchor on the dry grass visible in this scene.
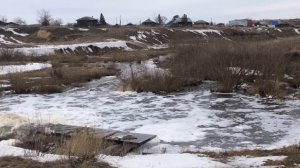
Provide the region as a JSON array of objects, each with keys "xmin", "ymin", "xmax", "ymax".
[
  {"xmin": 0, "ymin": 156, "xmax": 114, "ymax": 168},
  {"xmin": 121, "ymin": 71, "xmax": 201, "ymax": 94},
  {"xmin": 59, "ymin": 128, "xmax": 107, "ymax": 161},
  {"xmin": 3, "ymin": 65, "xmax": 118, "ymax": 94},
  {"xmin": 162, "ymin": 38, "xmax": 300, "ymax": 97},
  {"xmin": 14, "ymin": 127, "xmax": 114, "ymax": 167},
  {"xmin": 121, "ymin": 38, "xmax": 300, "ymax": 96},
  {"xmin": 197, "ymin": 145, "xmax": 300, "ymax": 167},
  {"xmin": 51, "ymin": 66, "xmax": 118, "ymax": 85}
]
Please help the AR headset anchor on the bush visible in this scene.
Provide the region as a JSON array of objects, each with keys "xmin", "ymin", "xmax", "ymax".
[
  {"xmin": 166, "ymin": 38, "xmax": 298, "ymax": 95},
  {"xmin": 121, "ymin": 71, "xmax": 201, "ymax": 94}
]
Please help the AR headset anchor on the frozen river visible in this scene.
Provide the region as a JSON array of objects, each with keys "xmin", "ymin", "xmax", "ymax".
[{"xmin": 1, "ymin": 76, "xmax": 300, "ymax": 151}]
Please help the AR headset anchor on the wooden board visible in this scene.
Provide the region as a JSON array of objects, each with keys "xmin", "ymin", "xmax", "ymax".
[{"xmin": 16, "ymin": 124, "xmax": 157, "ymax": 148}]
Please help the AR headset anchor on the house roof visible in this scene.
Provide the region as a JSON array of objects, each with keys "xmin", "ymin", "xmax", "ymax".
[
  {"xmin": 77, "ymin": 16, "xmax": 97, "ymax": 21},
  {"xmin": 195, "ymin": 20, "xmax": 209, "ymax": 24},
  {"xmin": 143, "ymin": 19, "xmax": 156, "ymax": 23},
  {"xmin": 0, "ymin": 21, "xmax": 6, "ymax": 25}
]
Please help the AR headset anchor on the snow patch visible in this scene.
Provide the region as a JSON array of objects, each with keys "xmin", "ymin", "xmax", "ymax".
[
  {"xmin": 275, "ymin": 28, "xmax": 282, "ymax": 33},
  {"xmin": 0, "ymin": 139, "xmax": 65, "ymax": 162},
  {"xmin": 1, "ymin": 27, "xmax": 29, "ymax": 37},
  {"xmin": 14, "ymin": 40, "xmax": 130, "ymax": 56},
  {"xmin": 227, "ymin": 156, "xmax": 287, "ymax": 167},
  {"xmin": 101, "ymin": 154, "xmax": 229, "ymax": 168},
  {"xmin": 0, "ymin": 35, "xmax": 14, "ymax": 45},
  {"xmin": 78, "ymin": 28, "xmax": 89, "ymax": 31},
  {"xmin": 184, "ymin": 29, "xmax": 222, "ymax": 37},
  {"xmin": 0, "ymin": 63, "xmax": 52, "ymax": 75},
  {"xmin": 10, "ymin": 37, "xmax": 24, "ymax": 44},
  {"xmin": 294, "ymin": 28, "xmax": 300, "ymax": 35}
]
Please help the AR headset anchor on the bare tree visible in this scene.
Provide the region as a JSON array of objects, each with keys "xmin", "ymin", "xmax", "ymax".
[
  {"xmin": 154, "ymin": 15, "xmax": 168, "ymax": 25},
  {"xmin": 0, "ymin": 15, "xmax": 8, "ymax": 22},
  {"xmin": 37, "ymin": 9, "xmax": 52, "ymax": 26},
  {"xmin": 13, "ymin": 17, "xmax": 26, "ymax": 25},
  {"xmin": 51, "ymin": 18, "xmax": 63, "ymax": 26}
]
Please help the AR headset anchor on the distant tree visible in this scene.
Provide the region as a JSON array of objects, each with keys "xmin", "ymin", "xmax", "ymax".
[
  {"xmin": 37, "ymin": 9, "xmax": 52, "ymax": 26},
  {"xmin": 13, "ymin": 17, "xmax": 26, "ymax": 25},
  {"xmin": 154, "ymin": 14, "xmax": 168, "ymax": 25},
  {"xmin": 51, "ymin": 18, "xmax": 63, "ymax": 26},
  {"xmin": 99, "ymin": 13, "xmax": 107, "ymax": 25},
  {"xmin": 182, "ymin": 14, "xmax": 188, "ymax": 23},
  {"xmin": 0, "ymin": 16, "xmax": 7, "ymax": 22},
  {"xmin": 158, "ymin": 14, "xmax": 162, "ymax": 25}
]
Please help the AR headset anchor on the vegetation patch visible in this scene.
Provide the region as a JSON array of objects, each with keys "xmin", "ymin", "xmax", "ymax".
[{"xmin": 196, "ymin": 145, "xmax": 300, "ymax": 167}]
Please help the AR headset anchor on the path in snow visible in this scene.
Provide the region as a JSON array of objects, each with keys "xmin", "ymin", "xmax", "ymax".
[{"xmin": 0, "ymin": 76, "xmax": 299, "ymax": 151}]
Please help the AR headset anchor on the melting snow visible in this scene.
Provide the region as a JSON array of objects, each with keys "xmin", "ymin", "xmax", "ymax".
[
  {"xmin": 0, "ymin": 63, "xmax": 52, "ymax": 75},
  {"xmin": 227, "ymin": 156, "xmax": 287, "ymax": 167},
  {"xmin": 0, "ymin": 76, "xmax": 299, "ymax": 151},
  {"xmin": 294, "ymin": 28, "xmax": 300, "ymax": 35},
  {"xmin": 0, "ymin": 35, "xmax": 14, "ymax": 45},
  {"xmin": 275, "ymin": 28, "xmax": 282, "ymax": 33},
  {"xmin": 1, "ymin": 27, "xmax": 29, "ymax": 37},
  {"xmin": 0, "ymin": 139, "xmax": 66, "ymax": 162},
  {"xmin": 13, "ymin": 40, "xmax": 130, "ymax": 56},
  {"xmin": 78, "ymin": 28, "xmax": 89, "ymax": 31},
  {"xmin": 184, "ymin": 29, "xmax": 222, "ymax": 37},
  {"xmin": 10, "ymin": 37, "xmax": 24, "ymax": 44},
  {"xmin": 101, "ymin": 154, "xmax": 229, "ymax": 168}
]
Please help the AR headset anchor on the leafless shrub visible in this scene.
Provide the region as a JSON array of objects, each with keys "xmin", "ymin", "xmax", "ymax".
[
  {"xmin": 13, "ymin": 17, "xmax": 26, "ymax": 25},
  {"xmin": 0, "ymin": 15, "xmax": 7, "ymax": 22},
  {"xmin": 167, "ymin": 39, "xmax": 295, "ymax": 95},
  {"xmin": 37, "ymin": 9, "xmax": 52, "ymax": 26},
  {"xmin": 51, "ymin": 18, "xmax": 63, "ymax": 26}
]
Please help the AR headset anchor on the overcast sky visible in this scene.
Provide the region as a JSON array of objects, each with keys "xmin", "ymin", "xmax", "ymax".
[{"xmin": 1, "ymin": 0, "xmax": 300, "ymax": 24}]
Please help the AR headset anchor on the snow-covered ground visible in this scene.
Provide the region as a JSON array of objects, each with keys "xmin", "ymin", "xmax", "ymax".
[
  {"xmin": 295, "ymin": 28, "xmax": 300, "ymax": 35},
  {"xmin": 0, "ymin": 63, "xmax": 299, "ymax": 167},
  {"xmin": 0, "ymin": 35, "xmax": 14, "ymax": 45},
  {"xmin": 0, "ymin": 139, "xmax": 64, "ymax": 162},
  {"xmin": 183, "ymin": 29, "xmax": 231, "ymax": 41},
  {"xmin": 0, "ymin": 138, "xmax": 288, "ymax": 167},
  {"xmin": 0, "ymin": 63, "xmax": 52, "ymax": 75},
  {"xmin": 13, "ymin": 40, "xmax": 130, "ymax": 56},
  {"xmin": 184, "ymin": 29, "xmax": 222, "ymax": 37}
]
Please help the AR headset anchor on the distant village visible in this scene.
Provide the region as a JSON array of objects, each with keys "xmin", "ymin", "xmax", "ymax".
[
  {"xmin": 72, "ymin": 14, "xmax": 300, "ymax": 28},
  {"xmin": 1, "ymin": 12, "xmax": 300, "ymax": 28}
]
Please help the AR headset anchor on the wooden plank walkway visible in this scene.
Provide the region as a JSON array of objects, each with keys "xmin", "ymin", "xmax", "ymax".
[{"xmin": 16, "ymin": 124, "xmax": 157, "ymax": 156}]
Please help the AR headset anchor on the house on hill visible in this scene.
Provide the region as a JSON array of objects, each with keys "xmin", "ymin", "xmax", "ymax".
[
  {"xmin": 76, "ymin": 16, "xmax": 98, "ymax": 27},
  {"xmin": 194, "ymin": 20, "xmax": 209, "ymax": 26},
  {"xmin": 0, "ymin": 21, "xmax": 6, "ymax": 26},
  {"xmin": 168, "ymin": 14, "xmax": 193, "ymax": 27},
  {"xmin": 142, "ymin": 19, "xmax": 157, "ymax": 26}
]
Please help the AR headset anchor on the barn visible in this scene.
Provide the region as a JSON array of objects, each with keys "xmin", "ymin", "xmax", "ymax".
[
  {"xmin": 142, "ymin": 19, "xmax": 157, "ymax": 26},
  {"xmin": 194, "ymin": 20, "xmax": 209, "ymax": 26},
  {"xmin": 76, "ymin": 16, "xmax": 98, "ymax": 27}
]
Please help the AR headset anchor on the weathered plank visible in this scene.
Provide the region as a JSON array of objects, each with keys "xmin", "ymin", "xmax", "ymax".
[{"xmin": 17, "ymin": 124, "xmax": 156, "ymax": 146}]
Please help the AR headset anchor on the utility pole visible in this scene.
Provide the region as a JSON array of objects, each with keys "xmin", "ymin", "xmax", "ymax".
[{"xmin": 120, "ymin": 15, "xmax": 122, "ymax": 26}]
